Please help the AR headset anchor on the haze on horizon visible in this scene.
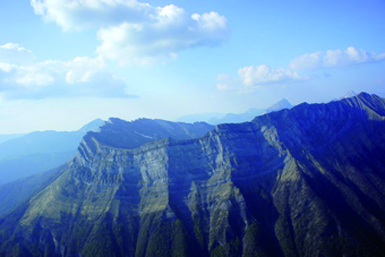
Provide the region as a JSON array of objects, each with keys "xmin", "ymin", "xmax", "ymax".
[{"xmin": 0, "ymin": 0, "xmax": 384, "ymax": 134}]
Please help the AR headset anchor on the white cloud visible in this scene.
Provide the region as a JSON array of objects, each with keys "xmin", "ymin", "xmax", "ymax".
[
  {"xmin": 289, "ymin": 47, "xmax": 385, "ymax": 70},
  {"xmin": 64, "ymin": 56, "xmax": 105, "ymax": 84},
  {"xmin": 217, "ymin": 46, "xmax": 385, "ymax": 94},
  {"xmin": 15, "ymin": 66, "xmax": 54, "ymax": 86},
  {"xmin": 216, "ymin": 74, "xmax": 240, "ymax": 92},
  {"xmin": 215, "ymin": 66, "xmax": 305, "ymax": 93},
  {"xmin": 96, "ymin": 6, "xmax": 228, "ymax": 65},
  {"xmin": 31, "ymin": 0, "xmax": 229, "ymax": 65},
  {"xmin": 0, "ymin": 62, "xmax": 17, "ymax": 73},
  {"xmin": 191, "ymin": 11, "xmax": 227, "ymax": 30},
  {"xmin": 30, "ymin": 0, "xmax": 155, "ymax": 30},
  {"xmin": 238, "ymin": 65, "xmax": 304, "ymax": 86},
  {"xmin": 0, "ymin": 43, "xmax": 35, "ymax": 65},
  {"xmin": 0, "ymin": 43, "xmax": 133, "ymax": 99},
  {"xmin": 218, "ymin": 46, "xmax": 385, "ymax": 94},
  {"xmin": 288, "ymin": 51, "xmax": 322, "ymax": 71}
]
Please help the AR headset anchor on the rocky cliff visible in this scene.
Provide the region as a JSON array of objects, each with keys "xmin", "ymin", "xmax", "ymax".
[{"xmin": 1, "ymin": 92, "xmax": 385, "ymax": 257}]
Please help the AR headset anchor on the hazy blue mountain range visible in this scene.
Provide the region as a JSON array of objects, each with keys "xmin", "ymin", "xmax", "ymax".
[
  {"xmin": 0, "ymin": 119, "xmax": 104, "ymax": 185},
  {"xmin": 176, "ymin": 98, "xmax": 293, "ymax": 124},
  {"xmin": 0, "ymin": 92, "xmax": 384, "ymax": 256},
  {"xmin": 0, "ymin": 134, "xmax": 25, "ymax": 144}
]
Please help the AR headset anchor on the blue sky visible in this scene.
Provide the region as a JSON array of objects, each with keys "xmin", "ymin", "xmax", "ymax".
[{"xmin": 0, "ymin": 0, "xmax": 384, "ymax": 133}]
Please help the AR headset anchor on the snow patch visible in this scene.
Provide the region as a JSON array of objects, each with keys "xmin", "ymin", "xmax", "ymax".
[{"xmin": 135, "ymin": 131, "xmax": 155, "ymax": 139}]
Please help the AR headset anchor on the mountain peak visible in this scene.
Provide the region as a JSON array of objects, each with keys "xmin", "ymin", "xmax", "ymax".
[
  {"xmin": 77, "ymin": 119, "xmax": 105, "ymax": 133},
  {"xmin": 277, "ymin": 98, "xmax": 291, "ymax": 106},
  {"xmin": 355, "ymin": 91, "xmax": 373, "ymax": 99},
  {"xmin": 265, "ymin": 98, "xmax": 293, "ymax": 113},
  {"xmin": 343, "ymin": 90, "xmax": 357, "ymax": 98}
]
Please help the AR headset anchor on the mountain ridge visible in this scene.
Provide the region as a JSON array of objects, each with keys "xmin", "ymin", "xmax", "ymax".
[{"xmin": 1, "ymin": 92, "xmax": 385, "ymax": 256}]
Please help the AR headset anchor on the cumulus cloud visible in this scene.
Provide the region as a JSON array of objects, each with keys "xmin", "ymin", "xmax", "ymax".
[
  {"xmin": 31, "ymin": 0, "xmax": 229, "ymax": 64},
  {"xmin": 238, "ymin": 65, "xmax": 304, "ymax": 86},
  {"xmin": 289, "ymin": 47, "xmax": 385, "ymax": 71},
  {"xmin": 0, "ymin": 43, "xmax": 133, "ymax": 99}
]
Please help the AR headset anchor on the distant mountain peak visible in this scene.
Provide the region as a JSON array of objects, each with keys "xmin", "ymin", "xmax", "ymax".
[
  {"xmin": 276, "ymin": 98, "xmax": 292, "ymax": 106},
  {"xmin": 77, "ymin": 119, "xmax": 105, "ymax": 133},
  {"xmin": 265, "ymin": 98, "xmax": 293, "ymax": 114},
  {"xmin": 176, "ymin": 99, "xmax": 294, "ymax": 124},
  {"xmin": 339, "ymin": 90, "xmax": 358, "ymax": 100}
]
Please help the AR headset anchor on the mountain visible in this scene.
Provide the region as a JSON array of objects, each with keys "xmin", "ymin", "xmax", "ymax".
[
  {"xmin": 1, "ymin": 93, "xmax": 385, "ymax": 256},
  {"xmin": 0, "ymin": 119, "xmax": 104, "ymax": 185},
  {"xmin": 264, "ymin": 98, "xmax": 293, "ymax": 113},
  {"xmin": 176, "ymin": 98, "xmax": 293, "ymax": 125},
  {"xmin": 175, "ymin": 112, "xmax": 225, "ymax": 124},
  {"xmin": 0, "ymin": 118, "xmax": 214, "ymax": 218},
  {"xmin": 87, "ymin": 118, "xmax": 215, "ymax": 150},
  {"xmin": 341, "ymin": 90, "xmax": 357, "ymax": 99},
  {"xmin": 208, "ymin": 108, "xmax": 265, "ymax": 124},
  {"xmin": 331, "ymin": 91, "xmax": 358, "ymax": 102},
  {"xmin": 0, "ymin": 134, "xmax": 25, "ymax": 144}
]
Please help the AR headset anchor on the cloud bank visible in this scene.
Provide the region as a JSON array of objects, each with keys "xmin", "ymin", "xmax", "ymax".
[
  {"xmin": 31, "ymin": 0, "xmax": 229, "ymax": 65},
  {"xmin": 289, "ymin": 46, "xmax": 385, "ymax": 71},
  {"xmin": 0, "ymin": 43, "xmax": 132, "ymax": 99},
  {"xmin": 218, "ymin": 46, "xmax": 385, "ymax": 92}
]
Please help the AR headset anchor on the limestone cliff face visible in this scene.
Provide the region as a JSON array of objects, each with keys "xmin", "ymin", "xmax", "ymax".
[{"xmin": 1, "ymin": 93, "xmax": 385, "ymax": 257}]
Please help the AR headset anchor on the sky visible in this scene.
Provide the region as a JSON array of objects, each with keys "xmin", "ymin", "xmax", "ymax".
[{"xmin": 0, "ymin": 0, "xmax": 384, "ymax": 134}]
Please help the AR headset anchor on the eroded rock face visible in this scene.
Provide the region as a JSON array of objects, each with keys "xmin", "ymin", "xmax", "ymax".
[{"xmin": 1, "ymin": 93, "xmax": 385, "ymax": 257}]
